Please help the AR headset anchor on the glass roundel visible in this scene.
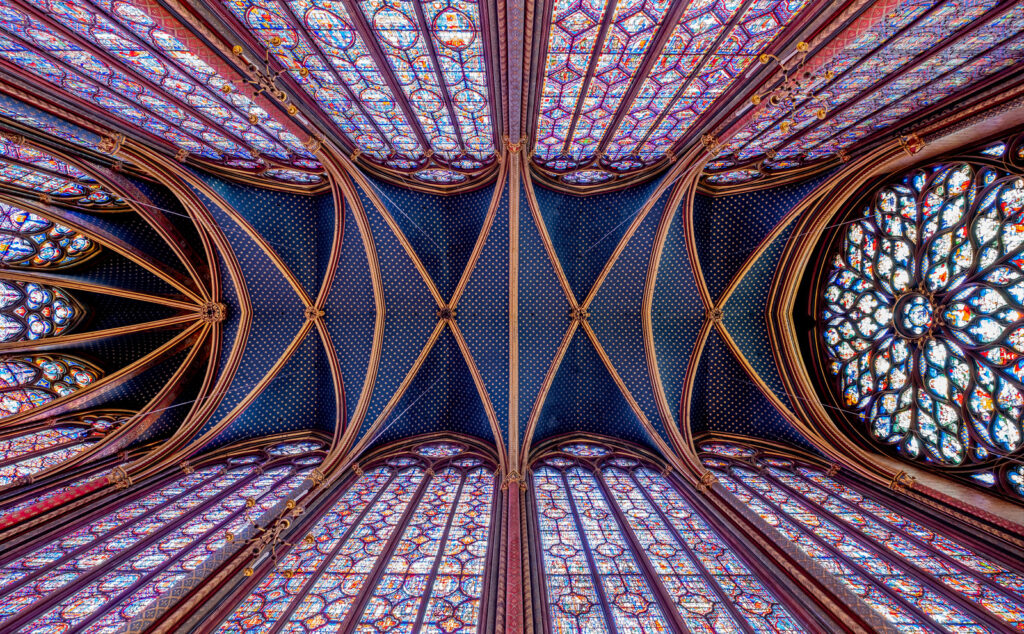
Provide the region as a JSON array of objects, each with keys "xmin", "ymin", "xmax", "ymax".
[{"xmin": 821, "ymin": 162, "xmax": 1024, "ymax": 466}]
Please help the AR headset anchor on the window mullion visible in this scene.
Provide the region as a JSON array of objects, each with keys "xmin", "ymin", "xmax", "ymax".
[
  {"xmin": 70, "ymin": 465, "xmax": 301, "ymax": 633},
  {"xmin": 764, "ymin": 467, "xmax": 1015, "ymax": 631},
  {"xmin": 725, "ymin": 467, "xmax": 949, "ymax": 631},
  {"xmin": 559, "ymin": 469, "xmax": 620, "ymax": 634},
  {"xmin": 266, "ymin": 469, "xmax": 402, "ymax": 633},
  {"xmin": 337, "ymin": 469, "xmax": 435, "ymax": 634},
  {"xmin": 591, "ymin": 468, "xmax": 692, "ymax": 634},
  {"xmin": 410, "ymin": 470, "xmax": 468, "ymax": 631},
  {"xmin": 2, "ymin": 465, "xmax": 262, "ymax": 631},
  {"xmin": 788, "ymin": 468, "xmax": 1024, "ymax": 609},
  {"xmin": 627, "ymin": 469, "xmax": 757, "ymax": 634}
]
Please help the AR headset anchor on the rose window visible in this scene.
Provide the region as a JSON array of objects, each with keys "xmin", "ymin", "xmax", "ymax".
[{"xmin": 821, "ymin": 162, "xmax": 1024, "ymax": 467}]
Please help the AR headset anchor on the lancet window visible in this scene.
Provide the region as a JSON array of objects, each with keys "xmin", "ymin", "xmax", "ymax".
[
  {"xmin": 0, "ymin": 354, "xmax": 101, "ymax": 419},
  {"xmin": 531, "ymin": 439, "xmax": 803, "ymax": 633},
  {"xmin": 0, "ymin": 201, "xmax": 98, "ymax": 268},
  {"xmin": 0, "ymin": 437, "xmax": 325, "ymax": 632},
  {"xmin": 0, "ymin": 410, "xmax": 125, "ymax": 486},
  {"xmin": 216, "ymin": 438, "xmax": 498, "ymax": 633},
  {"xmin": 0, "ymin": 280, "xmax": 82, "ymax": 342},
  {"xmin": 701, "ymin": 441, "xmax": 1024, "ymax": 632}
]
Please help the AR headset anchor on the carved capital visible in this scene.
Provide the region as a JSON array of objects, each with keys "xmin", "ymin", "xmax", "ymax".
[
  {"xmin": 109, "ymin": 466, "xmax": 133, "ymax": 490},
  {"xmin": 889, "ymin": 470, "xmax": 916, "ymax": 492},
  {"xmin": 836, "ymin": 149, "xmax": 850, "ymax": 163},
  {"xmin": 180, "ymin": 461, "xmax": 194, "ymax": 475},
  {"xmin": 503, "ymin": 135, "xmax": 528, "ymax": 154},
  {"xmin": 99, "ymin": 134, "xmax": 126, "ymax": 154},
  {"xmin": 175, "ymin": 148, "xmax": 190, "ymax": 162},
  {"xmin": 826, "ymin": 463, "xmax": 841, "ymax": 476},
  {"xmin": 700, "ymin": 133, "xmax": 720, "ymax": 155},
  {"xmin": 201, "ymin": 302, "xmax": 227, "ymax": 324},
  {"xmin": 303, "ymin": 134, "xmax": 323, "ymax": 153},
  {"xmin": 899, "ymin": 133, "xmax": 925, "ymax": 156},
  {"xmin": 310, "ymin": 468, "xmax": 326, "ymax": 487},
  {"xmin": 37, "ymin": 193, "xmax": 51, "ymax": 205},
  {"xmin": 697, "ymin": 470, "xmax": 717, "ymax": 493}
]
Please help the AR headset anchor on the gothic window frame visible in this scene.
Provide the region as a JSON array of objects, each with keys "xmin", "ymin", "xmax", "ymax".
[
  {"xmin": 698, "ymin": 437, "xmax": 1024, "ymax": 632},
  {"xmin": 0, "ymin": 433, "xmax": 328, "ymax": 633},
  {"xmin": 0, "ymin": 200, "xmax": 100, "ymax": 269},
  {"xmin": 0, "ymin": 279, "xmax": 84, "ymax": 343},
  {"xmin": 207, "ymin": 433, "xmax": 502, "ymax": 633},
  {"xmin": 811, "ymin": 128, "xmax": 1024, "ymax": 503},
  {"xmin": 526, "ymin": 434, "xmax": 813, "ymax": 634}
]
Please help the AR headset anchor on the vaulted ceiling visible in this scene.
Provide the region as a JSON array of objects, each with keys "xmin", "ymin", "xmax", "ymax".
[{"xmin": 0, "ymin": 0, "xmax": 1021, "ymax": 479}]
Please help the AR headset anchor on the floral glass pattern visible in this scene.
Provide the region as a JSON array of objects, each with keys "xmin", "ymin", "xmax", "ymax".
[
  {"xmin": 0, "ymin": 280, "xmax": 81, "ymax": 342},
  {"xmin": 821, "ymin": 162, "xmax": 1024, "ymax": 475},
  {"xmin": 701, "ymin": 442, "xmax": 1024, "ymax": 632},
  {"xmin": 0, "ymin": 0, "xmax": 320, "ymax": 182},
  {"xmin": 0, "ymin": 201, "xmax": 98, "ymax": 268},
  {"xmin": 533, "ymin": 442, "xmax": 801, "ymax": 633},
  {"xmin": 218, "ymin": 442, "xmax": 496, "ymax": 632},
  {"xmin": 0, "ymin": 441, "xmax": 320, "ymax": 632},
  {"xmin": 0, "ymin": 355, "xmax": 101, "ymax": 419}
]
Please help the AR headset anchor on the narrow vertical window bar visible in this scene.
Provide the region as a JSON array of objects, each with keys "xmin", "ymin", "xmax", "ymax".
[
  {"xmin": 409, "ymin": 469, "xmax": 469, "ymax": 630},
  {"xmin": 593, "ymin": 464, "xmax": 731, "ymax": 633}
]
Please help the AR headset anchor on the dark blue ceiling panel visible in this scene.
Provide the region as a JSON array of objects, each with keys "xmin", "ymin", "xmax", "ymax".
[
  {"xmin": 369, "ymin": 327, "xmax": 494, "ymax": 451},
  {"xmin": 518, "ymin": 179, "xmax": 572, "ymax": 445},
  {"xmin": 533, "ymin": 328, "xmax": 654, "ymax": 451},
  {"xmin": 651, "ymin": 207, "xmax": 705, "ymax": 428},
  {"xmin": 359, "ymin": 173, "xmax": 495, "ymax": 300},
  {"xmin": 692, "ymin": 328, "xmax": 817, "ymax": 452},
  {"xmin": 201, "ymin": 328, "xmax": 329, "ymax": 452},
  {"xmin": 589, "ymin": 188, "xmax": 674, "ymax": 444},
  {"xmin": 457, "ymin": 180, "xmax": 510, "ymax": 445},
  {"xmin": 693, "ymin": 173, "xmax": 828, "ymax": 301},
  {"xmin": 351, "ymin": 178, "xmax": 440, "ymax": 441},
  {"xmin": 323, "ymin": 197, "xmax": 376, "ymax": 427},
  {"xmin": 722, "ymin": 222, "xmax": 796, "ymax": 410},
  {"xmin": 190, "ymin": 168, "xmax": 328, "ymax": 299},
  {"xmin": 533, "ymin": 174, "xmax": 666, "ymax": 303},
  {"xmin": 186, "ymin": 184, "xmax": 306, "ymax": 437}
]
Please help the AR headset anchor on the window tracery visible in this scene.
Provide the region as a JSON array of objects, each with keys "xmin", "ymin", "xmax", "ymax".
[
  {"xmin": 0, "ymin": 280, "xmax": 82, "ymax": 342},
  {"xmin": 216, "ymin": 438, "xmax": 497, "ymax": 633},
  {"xmin": 0, "ymin": 201, "xmax": 99, "ymax": 268},
  {"xmin": 0, "ymin": 438, "xmax": 324, "ymax": 632},
  {"xmin": 820, "ymin": 151, "xmax": 1024, "ymax": 497},
  {"xmin": 0, "ymin": 410, "xmax": 124, "ymax": 486},
  {"xmin": 700, "ymin": 441, "xmax": 1024, "ymax": 632},
  {"xmin": 532, "ymin": 440, "xmax": 801, "ymax": 633},
  {"xmin": 0, "ymin": 139, "xmax": 121, "ymax": 207},
  {"xmin": 0, "ymin": 354, "xmax": 101, "ymax": 419}
]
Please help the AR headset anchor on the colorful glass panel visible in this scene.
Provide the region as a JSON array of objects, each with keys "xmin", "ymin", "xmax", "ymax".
[
  {"xmin": 0, "ymin": 445, "xmax": 320, "ymax": 631},
  {"xmin": 559, "ymin": 442, "xmax": 608, "ymax": 457},
  {"xmin": 0, "ymin": 139, "xmax": 120, "ymax": 205},
  {"xmin": 718, "ymin": 0, "xmax": 1024, "ymax": 172},
  {"xmin": 218, "ymin": 453, "xmax": 496, "ymax": 632},
  {"xmin": 706, "ymin": 449, "xmax": 1024, "ymax": 631},
  {"xmin": 0, "ymin": 280, "xmax": 81, "ymax": 342},
  {"xmin": 0, "ymin": 201, "xmax": 97, "ymax": 267},
  {"xmin": 535, "ymin": 448, "xmax": 801, "ymax": 633},
  {"xmin": 0, "ymin": 355, "xmax": 100, "ymax": 419},
  {"xmin": 0, "ymin": 426, "xmax": 92, "ymax": 486},
  {"xmin": 821, "ymin": 163, "xmax": 1024, "ymax": 474},
  {"xmin": 415, "ymin": 441, "xmax": 464, "ymax": 457}
]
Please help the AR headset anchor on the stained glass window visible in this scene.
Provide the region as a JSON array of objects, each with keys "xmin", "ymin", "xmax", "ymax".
[
  {"xmin": 0, "ymin": 0, "xmax": 319, "ymax": 181},
  {"xmin": 218, "ymin": 0, "xmax": 495, "ymax": 180},
  {"xmin": 0, "ymin": 437, "xmax": 322, "ymax": 632},
  {"xmin": 0, "ymin": 201, "xmax": 98, "ymax": 268},
  {"xmin": 0, "ymin": 139, "xmax": 121, "ymax": 207},
  {"xmin": 217, "ymin": 440, "xmax": 496, "ymax": 632},
  {"xmin": 534, "ymin": 0, "xmax": 812, "ymax": 182},
  {"xmin": 701, "ymin": 441, "xmax": 1024, "ymax": 632},
  {"xmin": 821, "ymin": 159, "xmax": 1024, "ymax": 496},
  {"xmin": 712, "ymin": 1, "xmax": 1024, "ymax": 179},
  {"xmin": 0, "ymin": 280, "xmax": 82, "ymax": 342},
  {"xmin": 0, "ymin": 410, "xmax": 124, "ymax": 486},
  {"xmin": 533, "ymin": 441, "xmax": 802, "ymax": 633},
  {"xmin": 0, "ymin": 355, "xmax": 101, "ymax": 419}
]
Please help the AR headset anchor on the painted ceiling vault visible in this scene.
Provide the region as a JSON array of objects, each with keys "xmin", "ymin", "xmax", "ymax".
[{"xmin": 0, "ymin": 0, "xmax": 1019, "ymax": 502}]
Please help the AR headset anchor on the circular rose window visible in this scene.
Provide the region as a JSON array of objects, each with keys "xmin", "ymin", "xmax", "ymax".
[{"xmin": 821, "ymin": 162, "xmax": 1024, "ymax": 467}]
